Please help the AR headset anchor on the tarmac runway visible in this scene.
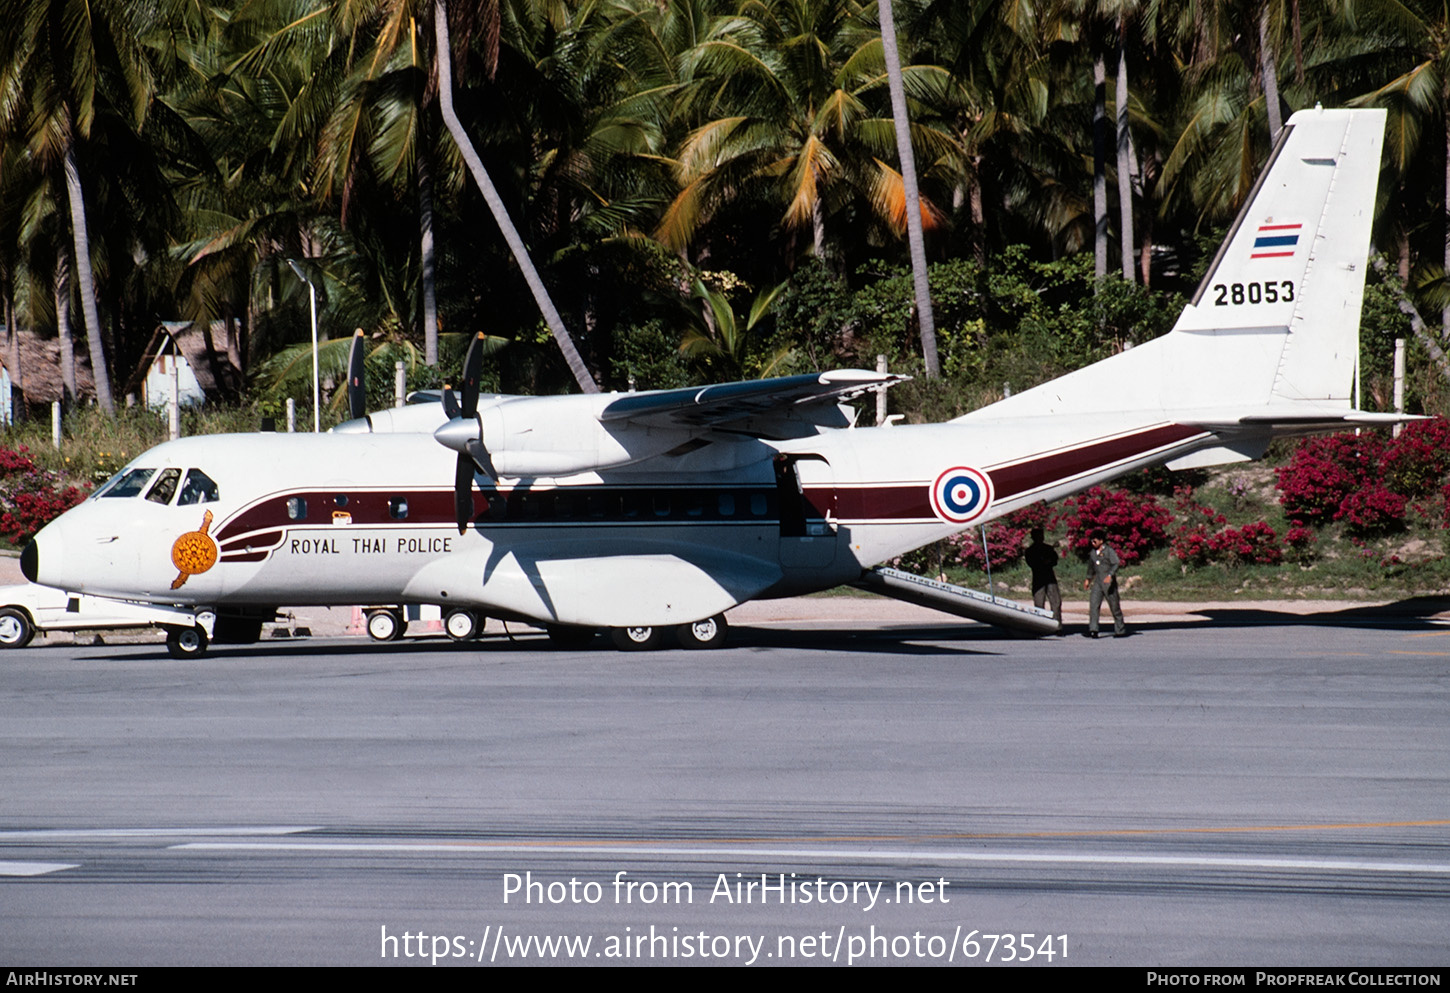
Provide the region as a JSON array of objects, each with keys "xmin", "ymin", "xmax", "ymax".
[{"xmin": 1, "ymin": 608, "xmax": 1447, "ymax": 967}]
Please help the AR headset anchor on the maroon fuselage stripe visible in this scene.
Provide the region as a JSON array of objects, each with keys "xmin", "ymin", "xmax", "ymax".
[
  {"xmin": 831, "ymin": 487, "xmax": 933, "ymax": 521},
  {"xmin": 986, "ymin": 423, "xmax": 1203, "ymax": 502},
  {"xmin": 216, "ymin": 492, "xmax": 457, "ymax": 542},
  {"xmin": 211, "ymin": 425, "xmax": 1208, "ymax": 541},
  {"xmin": 814, "ymin": 424, "xmax": 1205, "ymax": 520}
]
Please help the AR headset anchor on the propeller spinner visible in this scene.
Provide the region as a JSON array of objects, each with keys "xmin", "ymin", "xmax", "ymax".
[{"xmin": 433, "ymin": 333, "xmax": 491, "ymax": 534}]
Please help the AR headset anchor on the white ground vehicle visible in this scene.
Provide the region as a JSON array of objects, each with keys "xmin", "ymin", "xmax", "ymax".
[{"xmin": 0, "ymin": 582, "xmax": 219, "ymax": 651}]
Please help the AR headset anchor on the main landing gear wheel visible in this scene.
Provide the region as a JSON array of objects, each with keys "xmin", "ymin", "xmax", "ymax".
[
  {"xmin": 0, "ymin": 608, "xmax": 34, "ymax": 648},
  {"xmin": 165, "ymin": 624, "xmax": 209, "ymax": 660},
  {"xmin": 366, "ymin": 609, "xmax": 405, "ymax": 642},
  {"xmin": 444, "ymin": 608, "xmax": 482, "ymax": 642},
  {"xmin": 676, "ymin": 614, "xmax": 727, "ymax": 650},
  {"xmin": 610, "ymin": 625, "xmax": 664, "ymax": 651}
]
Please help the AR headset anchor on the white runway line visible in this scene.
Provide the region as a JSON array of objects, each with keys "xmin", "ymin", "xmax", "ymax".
[
  {"xmin": 0, "ymin": 861, "xmax": 78, "ymax": 876},
  {"xmin": 169, "ymin": 840, "xmax": 1450, "ymax": 876},
  {"xmin": 0, "ymin": 826, "xmax": 321, "ymax": 840}
]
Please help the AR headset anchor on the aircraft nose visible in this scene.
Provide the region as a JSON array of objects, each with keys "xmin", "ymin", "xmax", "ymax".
[
  {"xmin": 20, "ymin": 539, "xmax": 37, "ymax": 582},
  {"xmin": 21, "ymin": 526, "xmax": 65, "ymax": 587}
]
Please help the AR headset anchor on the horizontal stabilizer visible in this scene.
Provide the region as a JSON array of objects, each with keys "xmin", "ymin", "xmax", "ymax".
[
  {"xmin": 1235, "ymin": 411, "xmax": 1427, "ymax": 426},
  {"xmin": 1175, "ymin": 408, "xmax": 1429, "ymax": 431},
  {"xmin": 852, "ymin": 567, "xmax": 1060, "ymax": 635}
]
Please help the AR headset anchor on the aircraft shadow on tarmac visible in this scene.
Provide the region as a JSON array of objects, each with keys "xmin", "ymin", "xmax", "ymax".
[
  {"xmin": 1121, "ymin": 595, "xmax": 1450, "ymax": 634},
  {"xmin": 79, "ymin": 622, "xmax": 1002, "ymax": 662},
  {"xmin": 65, "ymin": 595, "xmax": 1450, "ymax": 662}
]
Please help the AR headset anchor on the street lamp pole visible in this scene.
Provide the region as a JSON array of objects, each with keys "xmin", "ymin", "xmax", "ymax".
[{"xmin": 285, "ymin": 259, "xmax": 321, "ymax": 432}]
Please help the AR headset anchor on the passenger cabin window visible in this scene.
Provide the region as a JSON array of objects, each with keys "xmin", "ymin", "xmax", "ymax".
[
  {"xmin": 287, "ymin": 497, "xmax": 308, "ymax": 520},
  {"xmin": 145, "ymin": 468, "xmax": 182, "ymax": 505},
  {"xmin": 389, "ymin": 497, "xmax": 408, "ymax": 520},
  {"xmin": 101, "ymin": 468, "xmax": 156, "ymax": 498},
  {"xmin": 177, "ymin": 469, "xmax": 220, "ymax": 505}
]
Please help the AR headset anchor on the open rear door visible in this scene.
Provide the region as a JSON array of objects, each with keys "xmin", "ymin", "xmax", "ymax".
[{"xmin": 776, "ymin": 454, "xmax": 837, "ymax": 570}]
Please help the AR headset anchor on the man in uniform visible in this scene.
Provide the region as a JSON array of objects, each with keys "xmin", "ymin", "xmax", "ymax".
[
  {"xmin": 1082, "ymin": 529, "xmax": 1126, "ymax": 638},
  {"xmin": 1024, "ymin": 528, "xmax": 1062, "ymax": 625}
]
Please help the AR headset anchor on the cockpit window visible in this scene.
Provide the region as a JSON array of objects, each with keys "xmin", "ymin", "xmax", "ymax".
[
  {"xmin": 145, "ymin": 468, "xmax": 182, "ymax": 505},
  {"xmin": 177, "ymin": 469, "xmax": 220, "ymax": 506},
  {"xmin": 99, "ymin": 468, "xmax": 156, "ymax": 499}
]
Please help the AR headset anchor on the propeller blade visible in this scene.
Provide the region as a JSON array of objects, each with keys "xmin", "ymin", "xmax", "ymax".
[
  {"xmin": 460, "ymin": 332, "xmax": 486, "ymax": 419},
  {"xmin": 455, "ymin": 453, "xmax": 475, "ymax": 535},
  {"xmin": 465, "ymin": 438, "xmax": 494, "ymax": 478},
  {"xmin": 444, "ymin": 336, "xmax": 490, "ymax": 532},
  {"xmin": 346, "ymin": 330, "xmax": 368, "ymax": 421}
]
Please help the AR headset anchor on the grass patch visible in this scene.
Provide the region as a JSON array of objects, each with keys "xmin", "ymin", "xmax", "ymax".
[{"xmin": 2, "ymin": 405, "xmax": 269, "ymax": 489}]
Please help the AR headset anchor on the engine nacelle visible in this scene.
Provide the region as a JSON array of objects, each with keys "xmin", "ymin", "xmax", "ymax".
[{"xmin": 434, "ymin": 394, "xmax": 696, "ymax": 478}]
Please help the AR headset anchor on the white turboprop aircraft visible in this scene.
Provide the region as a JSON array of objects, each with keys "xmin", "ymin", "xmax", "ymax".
[{"xmin": 20, "ymin": 107, "xmax": 1400, "ymax": 657}]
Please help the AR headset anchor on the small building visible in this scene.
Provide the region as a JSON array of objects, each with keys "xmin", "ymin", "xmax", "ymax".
[
  {"xmin": 0, "ymin": 327, "xmax": 96, "ymax": 424},
  {"xmin": 136, "ymin": 329, "xmax": 205, "ymax": 409},
  {"xmin": 121, "ymin": 322, "xmax": 241, "ymax": 409}
]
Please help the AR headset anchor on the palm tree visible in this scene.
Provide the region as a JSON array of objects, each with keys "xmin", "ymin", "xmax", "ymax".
[
  {"xmin": 877, "ymin": 0, "xmax": 939, "ymax": 375},
  {"xmin": 0, "ymin": 0, "xmax": 173, "ymax": 414},
  {"xmin": 659, "ymin": 0, "xmax": 860, "ymax": 260},
  {"xmin": 1052, "ymin": 0, "xmax": 1139, "ymax": 283},
  {"xmin": 434, "ymin": 0, "xmax": 598, "ymax": 393},
  {"xmin": 659, "ymin": 0, "xmax": 955, "ymax": 280},
  {"xmin": 905, "ymin": 0, "xmax": 1054, "ymax": 262},
  {"xmin": 1339, "ymin": 0, "xmax": 1450, "ymax": 331},
  {"xmin": 310, "ymin": 0, "xmax": 447, "ymax": 367},
  {"xmin": 0, "ymin": 135, "xmax": 24, "ymax": 412},
  {"xmin": 172, "ymin": 0, "xmax": 331, "ymax": 376},
  {"xmin": 679, "ymin": 275, "xmax": 792, "ymax": 380},
  {"xmin": 1113, "ymin": 2, "xmax": 1141, "ymax": 282}
]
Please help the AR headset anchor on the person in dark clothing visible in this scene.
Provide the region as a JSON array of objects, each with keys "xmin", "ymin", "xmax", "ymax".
[
  {"xmin": 1083, "ymin": 529, "xmax": 1127, "ymax": 638},
  {"xmin": 1023, "ymin": 528, "xmax": 1061, "ymax": 624}
]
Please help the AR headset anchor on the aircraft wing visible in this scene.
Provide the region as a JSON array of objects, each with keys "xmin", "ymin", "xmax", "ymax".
[{"xmin": 599, "ymin": 370, "xmax": 907, "ymax": 435}]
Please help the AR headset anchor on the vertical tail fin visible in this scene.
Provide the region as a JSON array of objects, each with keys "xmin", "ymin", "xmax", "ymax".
[
  {"xmin": 960, "ymin": 106, "xmax": 1386, "ymax": 422},
  {"xmin": 1173, "ymin": 106, "xmax": 1384, "ymax": 408}
]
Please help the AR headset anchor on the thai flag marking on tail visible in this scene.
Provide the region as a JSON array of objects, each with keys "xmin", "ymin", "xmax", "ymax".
[{"xmin": 1251, "ymin": 222, "xmax": 1302, "ymax": 259}]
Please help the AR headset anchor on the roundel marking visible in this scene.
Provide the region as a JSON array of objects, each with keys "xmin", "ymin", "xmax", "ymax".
[{"xmin": 929, "ymin": 466, "xmax": 993, "ymax": 525}]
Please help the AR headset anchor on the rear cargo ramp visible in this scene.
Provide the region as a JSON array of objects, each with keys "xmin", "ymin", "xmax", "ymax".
[{"xmin": 852, "ymin": 567, "xmax": 1060, "ymax": 636}]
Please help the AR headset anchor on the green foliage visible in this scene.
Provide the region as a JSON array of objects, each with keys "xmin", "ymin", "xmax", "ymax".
[
  {"xmin": 766, "ymin": 248, "xmax": 1186, "ymax": 420},
  {"xmin": 609, "ymin": 319, "xmax": 693, "ymax": 392},
  {"xmin": 251, "ymin": 333, "xmax": 506, "ymax": 424},
  {"xmin": 5, "ymin": 404, "xmax": 263, "ymax": 487},
  {"xmin": 1357, "ymin": 267, "xmax": 1420, "ymax": 411},
  {"xmin": 678, "ymin": 275, "xmax": 793, "ymax": 381},
  {"xmin": 768, "ymin": 260, "xmax": 859, "ymax": 371}
]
